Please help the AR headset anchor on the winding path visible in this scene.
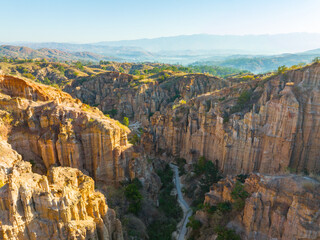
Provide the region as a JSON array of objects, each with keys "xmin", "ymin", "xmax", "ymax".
[{"xmin": 170, "ymin": 163, "xmax": 192, "ymax": 240}]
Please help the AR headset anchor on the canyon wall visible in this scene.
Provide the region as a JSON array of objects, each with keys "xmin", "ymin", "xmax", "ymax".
[
  {"xmin": 0, "ymin": 75, "xmax": 158, "ymax": 187},
  {"xmin": 199, "ymin": 174, "xmax": 320, "ymax": 240},
  {"xmin": 64, "ymin": 65, "xmax": 320, "ymax": 175},
  {"xmin": 0, "ymin": 115, "xmax": 123, "ymax": 240},
  {"xmin": 149, "ymin": 63, "xmax": 320, "ymax": 174},
  {"xmin": 0, "ymin": 161, "xmax": 124, "ymax": 240},
  {"xmin": 0, "ymin": 63, "xmax": 319, "ymax": 239},
  {"xmin": 64, "ymin": 72, "xmax": 228, "ymax": 126}
]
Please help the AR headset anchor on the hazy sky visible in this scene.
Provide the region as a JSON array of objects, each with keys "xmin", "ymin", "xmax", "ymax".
[{"xmin": 1, "ymin": 0, "xmax": 320, "ymax": 43}]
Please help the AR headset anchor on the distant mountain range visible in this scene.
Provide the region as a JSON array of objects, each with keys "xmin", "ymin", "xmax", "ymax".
[
  {"xmin": 6, "ymin": 42, "xmax": 154, "ymax": 61},
  {"xmin": 95, "ymin": 33, "xmax": 320, "ymax": 54},
  {"xmin": 0, "ymin": 45, "xmax": 121, "ymax": 62},
  {"xmin": 1, "ymin": 33, "xmax": 320, "ymax": 73}
]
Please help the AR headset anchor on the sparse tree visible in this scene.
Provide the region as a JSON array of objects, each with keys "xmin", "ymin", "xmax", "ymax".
[
  {"xmin": 313, "ymin": 57, "xmax": 320, "ymax": 63},
  {"xmin": 277, "ymin": 65, "xmax": 288, "ymax": 74}
]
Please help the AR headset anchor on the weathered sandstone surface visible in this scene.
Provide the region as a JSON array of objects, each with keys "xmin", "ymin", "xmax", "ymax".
[
  {"xmin": 0, "ymin": 158, "xmax": 123, "ymax": 240},
  {"xmin": 199, "ymin": 174, "xmax": 320, "ymax": 240},
  {"xmin": 0, "ymin": 75, "xmax": 160, "ymax": 193},
  {"xmin": 149, "ymin": 63, "xmax": 320, "ymax": 174},
  {"xmin": 0, "ymin": 77, "xmax": 128, "ymax": 240},
  {"xmin": 64, "ymin": 72, "xmax": 228, "ymax": 126},
  {"xmin": 63, "ymin": 65, "xmax": 320, "ymax": 175},
  {"xmin": 1, "ymin": 62, "xmax": 320, "ymax": 240}
]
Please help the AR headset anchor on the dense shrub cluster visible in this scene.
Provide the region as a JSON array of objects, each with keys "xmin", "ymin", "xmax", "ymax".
[
  {"xmin": 124, "ymin": 178, "xmax": 143, "ymax": 215},
  {"xmin": 215, "ymin": 226, "xmax": 241, "ymax": 240},
  {"xmin": 223, "ymin": 90, "xmax": 254, "ymax": 123},
  {"xmin": 175, "ymin": 157, "xmax": 187, "ymax": 176},
  {"xmin": 147, "ymin": 164, "xmax": 182, "ymax": 240},
  {"xmin": 231, "ymin": 181, "xmax": 249, "ymax": 211}
]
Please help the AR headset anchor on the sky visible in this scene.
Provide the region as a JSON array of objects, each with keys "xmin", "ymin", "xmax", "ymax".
[{"xmin": 1, "ymin": 0, "xmax": 320, "ymax": 43}]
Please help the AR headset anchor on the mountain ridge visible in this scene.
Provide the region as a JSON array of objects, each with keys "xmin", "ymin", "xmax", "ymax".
[
  {"xmin": 94, "ymin": 33, "xmax": 320, "ymax": 53},
  {"xmin": 0, "ymin": 44, "xmax": 121, "ymax": 62}
]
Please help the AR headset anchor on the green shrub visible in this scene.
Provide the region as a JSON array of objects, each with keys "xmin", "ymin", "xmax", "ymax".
[
  {"xmin": 43, "ymin": 77, "xmax": 51, "ymax": 85},
  {"xmin": 149, "ymin": 164, "xmax": 183, "ymax": 239},
  {"xmin": 133, "ymin": 70, "xmax": 140, "ymax": 75},
  {"xmin": 277, "ymin": 65, "xmax": 288, "ymax": 74},
  {"xmin": 139, "ymin": 74, "xmax": 145, "ymax": 80},
  {"xmin": 286, "ymin": 166, "xmax": 297, "ymax": 174},
  {"xmin": 29, "ymin": 159, "xmax": 36, "ymax": 167},
  {"xmin": 176, "ymin": 157, "xmax": 186, "ymax": 175},
  {"xmin": 147, "ymin": 219, "xmax": 178, "ymax": 240},
  {"xmin": 223, "ymin": 115, "xmax": 229, "ymax": 123},
  {"xmin": 104, "ymin": 109, "xmax": 117, "ymax": 117},
  {"xmin": 75, "ymin": 61, "xmax": 84, "ymax": 70},
  {"xmin": 237, "ymin": 90, "xmax": 252, "ymax": 106},
  {"xmin": 231, "ymin": 181, "xmax": 249, "ymax": 200},
  {"xmin": 187, "ymin": 216, "xmax": 202, "ymax": 230},
  {"xmin": 236, "ymin": 174, "xmax": 249, "ymax": 183},
  {"xmin": 23, "ymin": 73, "xmax": 36, "ymax": 80},
  {"xmin": 199, "ymin": 161, "xmax": 221, "ymax": 192},
  {"xmin": 190, "ymin": 157, "xmax": 221, "ymax": 207},
  {"xmin": 231, "ymin": 181, "xmax": 249, "ymax": 211},
  {"xmin": 123, "ymin": 117, "xmax": 129, "ymax": 126},
  {"xmin": 186, "ymin": 65, "xmax": 247, "ymax": 78},
  {"xmin": 207, "ymin": 205, "xmax": 218, "ymax": 214},
  {"xmin": 217, "ymin": 202, "xmax": 232, "ymax": 213},
  {"xmin": 203, "ymin": 204, "xmax": 217, "ymax": 214},
  {"xmin": 194, "ymin": 156, "xmax": 207, "ymax": 175},
  {"xmin": 99, "ymin": 60, "xmax": 110, "ymax": 65},
  {"xmin": 215, "ymin": 226, "xmax": 241, "ymax": 240},
  {"xmin": 131, "ymin": 178, "xmax": 143, "ymax": 189},
  {"xmin": 124, "ymin": 183, "xmax": 142, "ymax": 215},
  {"xmin": 159, "ymin": 193, "xmax": 182, "ymax": 219},
  {"xmin": 57, "ymin": 65, "xmax": 65, "ymax": 75},
  {"xmin": 129, "ymin": 134, "xmax": 140, "ymax": 146},
  {"xmin": 229, "ymin": 90, "xmax": 253, "ymax": 114}
]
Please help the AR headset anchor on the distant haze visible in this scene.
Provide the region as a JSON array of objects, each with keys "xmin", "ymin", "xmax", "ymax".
[
  {"xmin": 6, "ymin": 33, "xmax": 320, "ymax": 56},
  {"xmin": 3, "ymin": 32, "xmax": 320, "ymax": 73},
  {"xmin": 95, "ymin": 33, "xmax": 320, "ymax": 54}
]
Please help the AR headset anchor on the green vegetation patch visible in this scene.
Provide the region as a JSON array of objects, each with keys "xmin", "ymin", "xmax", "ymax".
[
  {"xmin": 123, "ymin": 116, "xmax": 129, "ymax": 127},
  {"xmin": 188, "ymin": 65, "xmax": 248, "ymax": 78},
  {"xmin": 214, "ymin": 226, "xmax": 241, "ymax": 240},
  {"xmin": 231, "ymin": 181, "xmax": 249, "ymax": 211},
  {"xmin": 147, "ymin": 164, "xmax": 183, "ymax": 240},
  {"xmin": 124, "ymin": 179, "xmax": 143, "ymax": 215}
]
